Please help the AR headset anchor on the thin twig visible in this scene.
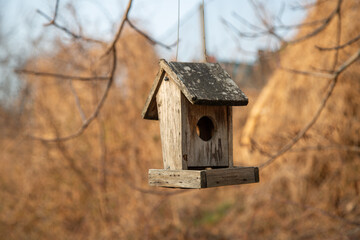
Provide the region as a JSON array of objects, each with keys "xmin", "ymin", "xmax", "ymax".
[
  {"xmin": 15, "ymin": 69, "xmax": 109, "ymax": 81},
  {"xmin": 228, "ymin": 0, "xmax": 342, "ymax": 46},
  {"xmin": 279, "ymin": 66, "xmax": 334, "ymax": 79},
  {"xmin": 273, "ymin": 17, "xmax": 333, "ymax": 30},
  {"xmin": 290, "ymin": 0, "xmax": 334, "ymax": 10},
  {"xmin": 291, "ymin": 144, "xmax": 360, "ymax": 153},
  {"xmin": 36, "ymin": 9, "xmax": 105, "ymax": 44},
  {"xmin": 250, "ymin": 138, "xmax": 273, "ymax": 157},
  {"xmin": 38, "ymin": 106, "xmax": 93, "ymax": 192},
  {"xmin": 221, "ymin": 18, "xmax": 266, "ymax": 38},
  {"xmin": 288, "ymin": 0, "xmax": 342, "ymax": 44},
  {"xmin": 126, "ymin": 19, "xmax": 176, "ymax": 50},
  {"xmin": 259, "ymin": 48, "xmax": 360, "ymax": 169},
  {"xmin": 332, "ymin": 1, "xmax": 342, "ymax": 69},
  {"xmin": 232, "ymin": 12, "xmax": 264, "ymax": 31},
  {"xmin": 103, "ymin": 0, "xmax": 133, "ymax": 56},
  {"xmin": 44, "ymin": 0, "xmax": 60, "ymax": 26},
  {"xmin": 69, "ymin": 80, "xmax": 86, "ymax": 123},
  {"xmin": 29, "ymin": 47, "xmax": 118, "ymax": 142},
  {"xmin": 30, "ymin": 0, "xmax": 134, "ymax": 142},
  {"xmin": 56, "ymin": 141, "xmax": 93, "ymax": 192},
  {"xmin": 245, "ymin": 141, "xmax": 360, "ymax": 156},
  {"xmin": 316, "ymin": 34, "xmax": 360, "ymax": 51},
  {"xmin": 98, "ymin": 117, "xmax": 107, "ymax": 192}
]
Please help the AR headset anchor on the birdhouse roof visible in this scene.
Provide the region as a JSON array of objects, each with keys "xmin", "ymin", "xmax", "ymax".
[{"xmin": 142, "ymin": 59, "xmax": 248, "ymax": 120}]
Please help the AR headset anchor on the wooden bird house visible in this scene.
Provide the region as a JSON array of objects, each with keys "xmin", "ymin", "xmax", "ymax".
[{"xmin": 142, "ymin": 59, "xmax": 259, "ymax": 188}]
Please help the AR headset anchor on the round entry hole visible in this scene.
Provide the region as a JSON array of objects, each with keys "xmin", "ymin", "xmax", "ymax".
[{"xmin": 196, "ymin": 116, "xmax": 215, "ymax": 141}]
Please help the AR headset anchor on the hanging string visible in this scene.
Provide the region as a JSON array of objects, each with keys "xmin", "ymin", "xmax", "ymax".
[
  {"xmin": 176, "ymin": 0, "xmax": 180, "ymax": 61},
  {"xmin": 202, "ymin": 0, "xmax": 207, "ymax": 62}
]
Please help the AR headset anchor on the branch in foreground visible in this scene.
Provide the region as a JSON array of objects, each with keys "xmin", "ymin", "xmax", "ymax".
[
  {"xmin": 279, "ymin": 66, "xmax": 334, "ymax": 79},
  {"xmin": 30, "ymin": 0, "xmax": 134, "ymax": 142},
  {"xmin": 227, "ymin": 0, "xmax": 342, "ymax": 46},
  {"xmin": 69, "ymin": 80, "xmax": 87, "ymax": 123},
  {"xmin": 15, "ymin": 69, "xmax": 110, "ymax": 81},
  {"xmin": 36, "ymin": 9, "xmax": 105, "ymax": 45},
  {"xmin": 291, "ymin": 144, "xmax": 360, "ymax": 153},
  {"xmin": 259, "ymin": 48, "xmax": 360, "ymax": 169},
  {"xmin": 29, "ymin": 47, "xmax": 117, "ymax": 142},
  {"xmin": 103, "ymin": 0, "xmax": 133, "ymax": 56},
  {"xmin": 43, "ymin": 0, "xmax": 60, "ymax": 26},
  {"xmin": 289, "ymin": 0, "xmax": 332, "ymax": 10},
  {"xmin": 126, "ymin": 19, "xmax": 176, "ymax": 50},
  {"xmin": 287, "ymin": 0, "xmax": 342, "ymax": 44},
  {"xmin": 316, "ymin": 34, "xmax": 360, "ymax": 51},
  {"xmin": 221, "ymin": 18, "xmax": 266, "ymax": 39}
]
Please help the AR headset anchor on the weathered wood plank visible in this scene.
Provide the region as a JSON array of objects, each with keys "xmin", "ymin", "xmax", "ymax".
[
  {"xmin": 227, "ymin": 106, "xmax": 233, "ymax": 168},
  {"xmin": 182, "ymin": 96, "xmax": 229, "ymax": 168},
  {"xmin": 205, "ymin": 167, "xmax": 259, "ymax": 188},
  {"xmin": 142, "ymin": 59, "xmax": 248, "ymax": 120},
  {"xmin": 148, "ymin": 167, "xmax": 259, "ymax": 189},
  {"xmin": 156, "ymin": 76, "xmax": 185, "ymax": 170},
  {"xmin": 149, "ymin": 169, "xmax": 205, "ymax": 188},
  {"xmin": 142, "ymin": 69, "xmax": 165, "ymax": 120}
]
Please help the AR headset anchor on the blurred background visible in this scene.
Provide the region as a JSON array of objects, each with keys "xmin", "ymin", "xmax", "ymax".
[{"xmin": 0, "ymin": 0, "xmax": 359, "ymax": 239}]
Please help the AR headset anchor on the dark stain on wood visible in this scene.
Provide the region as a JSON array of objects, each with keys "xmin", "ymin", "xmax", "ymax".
[
  {"xmin": 142, "ymin": 59, "xmax": 248, "ymax": 120},
  {"xmin": 167, "ymin": 61, "xmax": 248, "ymax": 106}
]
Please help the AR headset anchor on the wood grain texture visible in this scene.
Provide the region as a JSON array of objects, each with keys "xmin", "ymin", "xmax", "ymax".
[
  {"xmin": 205, "ymin": 167, "xmax": 259, "ymax": 188},
  {"xmin": 148, "ymin": 167, "xmax": 259, "ymax": 189},
  {"xmin": 142, "ymin": 69, "xmax": 165, "ymax": 120},
  {"xmin": 156, "ymin": 75, "xmax": 186, "ymax": 170},
  {"xmin": 149, "ymin": 169, "xmax": 205, "ymax": 188},
  {"xmin": 182, "ymin": 94, "xmax": 229, "ymax": 168},
  {"xmin": 227, "ymin": 106, "xmax": 233, "ymax": 168}
]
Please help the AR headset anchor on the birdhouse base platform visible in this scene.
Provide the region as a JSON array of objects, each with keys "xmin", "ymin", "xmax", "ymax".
[{"xmin": 148, "ymin": 167, "xmax": 259, "ymax": 189}]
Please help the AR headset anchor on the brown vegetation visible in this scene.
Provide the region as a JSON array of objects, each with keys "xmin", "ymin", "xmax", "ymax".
[{"xmin": 0, "ymin": 0, "xmax": 359, "ymax": 239}]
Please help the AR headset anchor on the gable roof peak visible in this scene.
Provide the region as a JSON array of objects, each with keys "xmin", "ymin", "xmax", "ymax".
[{"xmin": 142, "ymin": 59, "xmax": 248, "ymax": 120}]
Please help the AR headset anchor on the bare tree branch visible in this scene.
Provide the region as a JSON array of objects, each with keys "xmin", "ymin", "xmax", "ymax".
[
  {"xmin": 56, "ymin": 140, "xmax": 93, "ymax": 192},
  {"xmin": 273, "ymin": 16, "xmax": 334, "ymax": 30},
  {"xmin": 103, "ymin": 0, "xmax": 133, "ymax": 56},
  {"xmin": 291, "ymin": 144, "xmax": 360, "ymax": 153},
  {"xmin": 103, "ymin": 1, "xmax": 175, "ymax": 55},
  {"xmin": 290, "ymin": 0, "xmax": 333, "ymax": 10},
  {"xmin": 232, "ymin": 12, "xmax": 264, "ymax": 31},
  {"xmin": 29, "ymin": 47, "xmax": 118, "ymax": 142},
  {"xmin": 228, "ymin": 0, "xmax": 342, "ymax": 47},
  {"xmin": 316, "ymin": 33, "xmax": 360, "ymax": 51},
  {"xmin": 259, "ymin": 48, "xmax": 360, "ymax": 169},
  {"xmin": 279, "ymin": 66, "xmax": 334, "ymax": 79},
  {"xmin": 69, "ymin": 80, "xmax": 86, "ymax": 123},
  {"xmin": 126, "ymin": 19, "xmax": 177, "ymax": 50},
  {"xmin": 44, "ymin": 0, "xmax": 60, "ymax": 26},
  {"xmin": 287, "ymin": 0, "xmax": 342, "ymax": 44},
  {"xmin": 28, "ymin": 0, "xmax": 135, "ymax": 142},
  {"xmin": 221, "ymin": 18, "xmax": 266, "ymax": 39},
  {"xmin": 36, "ymin": 9, "xmax": 105, "ymax": 45},
  {"xmin": 15, "ymin": 69, "xmax": 110, "ymax": 81}
]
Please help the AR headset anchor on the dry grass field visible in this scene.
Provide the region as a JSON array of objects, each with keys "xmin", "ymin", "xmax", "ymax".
[{"xmin": 0, "ymin": 0, "xmax": 359, "ymax": 239}]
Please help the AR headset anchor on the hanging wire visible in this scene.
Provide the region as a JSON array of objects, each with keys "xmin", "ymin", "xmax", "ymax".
[
  {"xmin": 176, "ymin": 0, "xmax": 180, "ymax": 61},
  {"xmin": 202, "ymin": 0, "xmax": 208, "ymax": 62}
]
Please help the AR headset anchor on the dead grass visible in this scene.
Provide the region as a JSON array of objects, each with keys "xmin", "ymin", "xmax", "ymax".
[{"xmin": 0, "ymin": 0, "xmax": 359, "ymax": 239}]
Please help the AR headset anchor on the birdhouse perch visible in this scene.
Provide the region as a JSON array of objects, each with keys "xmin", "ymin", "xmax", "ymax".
[{"xmin": 142, "ymin": 59, "xmax": 259, "ymax": 188}]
